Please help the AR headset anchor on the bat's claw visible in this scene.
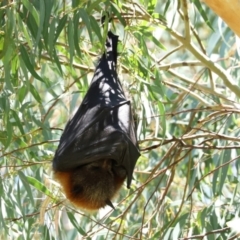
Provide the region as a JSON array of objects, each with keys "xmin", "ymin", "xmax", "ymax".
[{"xmin": 105, "ymin": 199, "xmax": 115, "ymax": 210}]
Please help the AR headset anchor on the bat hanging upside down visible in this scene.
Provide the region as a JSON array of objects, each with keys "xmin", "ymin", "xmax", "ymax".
[{"xmin": 52, "ymin": 31, "xmax": 140, "ymax": 211}]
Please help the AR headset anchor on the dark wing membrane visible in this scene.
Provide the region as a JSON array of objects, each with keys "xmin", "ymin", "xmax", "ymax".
[{"xmin": 53, "ymin": 31, "xmax": 140, "ymax": 187}]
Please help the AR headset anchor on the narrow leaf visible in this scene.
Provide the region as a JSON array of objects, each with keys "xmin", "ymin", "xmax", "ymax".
[
  {"xmin": 26, "ymin": 176, "xmax": 54, "ymax": 198},
  {"xmin": 19, "ymin": 45, "xmax": 43, "ymax": 81},
  {"xmin": 18, "ymin": 171, "xmax": 35, "ymax": 206}
]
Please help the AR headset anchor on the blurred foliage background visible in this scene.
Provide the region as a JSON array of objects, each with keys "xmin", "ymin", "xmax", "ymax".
[{"xmin": 1, "ymin": 0, "xmax": 240, "ymax": 239}]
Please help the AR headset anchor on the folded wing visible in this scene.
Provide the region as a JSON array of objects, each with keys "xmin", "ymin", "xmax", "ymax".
[{"xmin": 53, "ymin": 31, "xmax": 140, "ymax": 188}]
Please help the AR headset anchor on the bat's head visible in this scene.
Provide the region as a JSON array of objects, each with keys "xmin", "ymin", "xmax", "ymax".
[{"xmin": 54, "ymin": 159, "xmax": 127, "ymax": 211}]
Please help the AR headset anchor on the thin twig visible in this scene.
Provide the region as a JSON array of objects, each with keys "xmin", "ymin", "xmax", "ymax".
[
  {"xmin": 180, "ymin": 0, "xmax": 190, "ymax": 40},
  {"xmin": 187, "ymin": 155, "xmax": 240, "ymax": 198},
  {"xmin": 0, "ymin": 140, "xmax": 58, "ymax": 158},
  {"xmin": 179, "ymin": 227, "xmax": 230, "ymax": 239},
  {"xmin": 168, "ymin": 28, "xmax": 240, "ymax": 98}
]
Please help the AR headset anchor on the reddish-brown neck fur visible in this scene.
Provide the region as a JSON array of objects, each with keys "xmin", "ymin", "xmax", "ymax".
[{"xmin": 54, "ymin": 159, "xmax": 126, "ymax": 210}]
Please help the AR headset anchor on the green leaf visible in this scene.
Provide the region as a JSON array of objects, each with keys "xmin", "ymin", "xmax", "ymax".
[
  {"xmin": 18, "ymin": 171, "xmax": 35, "ymax": 206},
  {"xmin": 67, "ymin": 19, "xmax": 75, "ymax": 65},
  {"xmin": 66, "ymin": 212, "xmax": 87, "ymax": 236},
  {"xmin": 29, "ymin": 83, "xmax": 42, "ymax": 103},
  {"xmin": 0, "ymin": 130, "xmax": 7, "ymax": 146},
  {"xmin": 73, "ymin": 11, "xmax": 82, "ymax": 56},
  {"xmin": 218, "ymin": 150, "xmax": 230, "ymax": 194},
  {"xmin": 150, "ymin": 34, "xmax": 166, "ymax": 50},
  {"xmin": 26, "ymin": 176, "xmax": 54, "ymax": 198},
  {"xmin": 22, "ymin": 0, "xmax": 39, "ymax": 26},
  {"xmin": 18, "ymin": 85, "xmax": 28, "ymax": 103},
  {"xmin": 19, "ymin": 44, "xmax": 43, "ymax": 82},
  {"xmin": 89, "ymin": 16, "xmax": 102, "ymax": 42},
  {"xmin": 54, "ymin": 14, "xmax": 68, "ymax": 42},
  {"xmin": 86, "ymin": 0, "xmax": 103, "ymax": 13},
  {"xmin": 212, "ymin": 153, "xmax": 220, "ymax": 195},
  {"xmin": 157, "ymin": 100, "xmax": 166, "ymax": 137},
  {"xmin": 79, "ymin": 8, "xmax": 93, "ymax": 42},
  {"xmin": 42, "ymin": 0, "xmax": 53, "ymax": 47},
  {"xmin": 191, "ymin": 0, "xmax": 214, "ymax": 30},
  {"xmin": 48, "ymin": 16, "xmax": 56, "ymax": 57},
  {"xmin": 17, "ymin": 12, "xmax": 32, "ymax": 48},
  {"xmin": 10, "ymin": 110, "xmax": 25, "ymax": 135},
  {"xmin": 147, "ymin": 0, "xmax": 157, "ymax": 15},
  {"xmin": 53, "ymin": 48, "xmax": 63, "ymax": 75},
  {"xmin": 35, "ymin": 0, "xmax": 45, "ymax": 50},
  {"xmin": 3, "ymin": 61, "xmax": 13, "ymax": 92},
  {"xmin": 110, "ymin": 2, "xmax": 127, "ymax": 26},
  {"xmin": 0, "ymin": 8, "xmax": 14, "ymax": 61},
  {"xmin": 5, "ymin": 116, "xmax": 12, "ymax": 148}
]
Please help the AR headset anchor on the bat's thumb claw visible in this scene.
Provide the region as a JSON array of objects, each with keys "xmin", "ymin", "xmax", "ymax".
[{"xmin": 105, "ymin": 199, "xmax": 115, "ymax": 210}]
